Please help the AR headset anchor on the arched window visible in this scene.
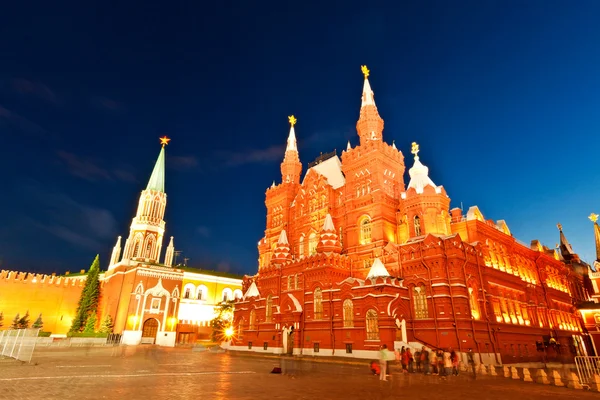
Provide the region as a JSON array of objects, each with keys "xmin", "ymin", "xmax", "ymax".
[
  {"xmin": 183, "ymin": 283, "xmax": 195, "ymax": 299},
  {"xmin": 359, "ymin": 216, "xmax": 372, "ymax": 245},
  {"xmin": 249, "ymin": 310, "xmax": 256, "ymax": 330},
  {"xmin": 294, "ymin": 274, "xmax": 299, "ymax": 289},
  {"xmin": 299, "ymin": 235, "xmax": 305, "ymax": 257},
  {"xmin": 132, "ymin": 238, "xmax": 142, "ymax": 258},
  {"xmin": 184, "ymin": 287, "xmax": 191, "ymax": 299},
  {"xmin": 314, "ymin": 287, "xmax": 323, "ymax": 319},
  {"xmin": 365, "ymin": 309, "xmax": 379, "ymax": 340},
  {"xmin": 309, "ymin": 232, "xmax": 318, "ymax": 255},
  {"xmin": 469, "ymin": 287, "xmax": 480, "ymax": 320},
  {"xmin": 197, "ymin": 285, "xmax": 208, "ymax": 300},
  {"xmin": 222, "ymin": 288, "xmax": 233, "ymax": 302},
  {"xmin": 265, "ymin": 294, "xmax": 273, "ymax": 322},
  {"xmin": 414, "ymin": 215, "xmax": 422, "ymax": 236},
  {"xmin": 413, "ymin": 284, "xmax": 428, "ymax": 319},
  {"xmin": 343, "ymin": 299, "xmax": 354, "ymax": 327},
  {"xmin": 233, "ymin": 289, "xmax": 243, "ymax": 300},
  {"xmin": 287, "ymin": 276, "xmax": 293, "ymax": 290}
]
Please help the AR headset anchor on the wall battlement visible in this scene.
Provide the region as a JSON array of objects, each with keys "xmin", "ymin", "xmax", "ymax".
[{"xmin": 0, "ymin": 270, "xmax": 87, "ymax": 287}]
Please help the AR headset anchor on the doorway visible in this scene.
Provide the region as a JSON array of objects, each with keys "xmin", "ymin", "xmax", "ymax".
[{"xmin": 142, "ymin": 318, "xmax": 159, "ymax": 344}]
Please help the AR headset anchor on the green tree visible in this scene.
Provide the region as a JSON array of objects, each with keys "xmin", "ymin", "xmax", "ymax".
[
  {"xmin": 17, "ymin": 311, "xmax": 30, "ymax": 329},
  {"xmin": 83, "ymin": 313, "xmax": 97, "ymax": 334},
  {"xmin": 70, "ymin": 255, "xmax": 102, "ymax": 332},
  {"xmin": 32, "ymin": 313, "xmax": 43, "ymax": 329},
  {"xmin": 10, "ymin": 314, "xmax": 19, "ymax": 329},
  {"xmin": 99, "ymin": 314, "xmax": 114, "ymax": 334},
  {"xmin": 0, "ymin": 311, "xmax": 3, "ymax": 328},
  {"xmin": 210, "ymin": 300, "xmax": 235, "ymax": 342}
]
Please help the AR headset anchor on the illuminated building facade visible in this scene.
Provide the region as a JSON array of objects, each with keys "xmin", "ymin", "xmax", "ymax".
[{"xmin": 231, "ymin": 66, "xmax": 592, "ymax": 363}]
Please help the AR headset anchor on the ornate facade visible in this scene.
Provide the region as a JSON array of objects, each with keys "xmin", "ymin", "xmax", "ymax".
[{"xmin": 232, "ymin": 66, "xmax": 592, "ymax": 364}]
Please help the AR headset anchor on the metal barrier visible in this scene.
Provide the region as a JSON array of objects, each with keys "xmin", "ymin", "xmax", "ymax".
[
  {"xmin": 0, "ymin": 328, "xmax": 40, "ymax": 363},
  {"xmin": 575, "ymin": 356, "xmax": 600, "ymax": 387}
]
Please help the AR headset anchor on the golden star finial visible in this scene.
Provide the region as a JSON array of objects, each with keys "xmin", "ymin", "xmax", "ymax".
[
  {"xmin": 160, "ymin": 136, "xmax": 171, "ymax": 147},
  {"xmin": 288, "ymin": 115, "xmax": 297, "ymax": 127},
  {"xmin": 589, "ymin": 213, "xmax": 599, "ymax": 223},
  {"xmin": 411, "ymin": 142, "xmax": 420, "ymax": 156},
  {"xmin": 361, "ymin": 65, "xmax": 370, "ymax": 79}
]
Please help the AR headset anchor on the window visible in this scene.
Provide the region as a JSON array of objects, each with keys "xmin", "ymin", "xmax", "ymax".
[
  {"xmin": 287, "ymin": 276, "xmax": 293, "ymax": 290},
  {"xmin": 197, "ymin": 285, "xmax": 208, "ymax": 300},
  {"xmin": 266, "ymin": 295, "xmax": 273, "ymax": 322},
  {"xmin": 196, "ymin": 288, "xmax": 202, "ymax": 300},
  {"xmin": 233, "ymin": 289, "xmax": 243, "ymax": 300},
  {"xmin": 413, "ymin": 284, "xmax": 428, "ymax": 319},
  {"xmin": 359, "ymin": 216, "xmax": 372, "ymax": 245},
  {"xmin": 184, "ymin": 288, "xmax": 191, "ymax": 299},
  {"xmin": 346, "ymin": 343, "xmax": 353, "ymax": 354},
  {"xmin": 222, "ymin": 288, "xmax": 233, "ymax": 302},
  {"xmin": 414, "ymin": 215, "xmax": 422, "ymax": 236},
  {"xmin": 249, "ymin": 310, "xmax": 256, "ymax": 330},
  {"xmin": 314, "ymin": 287, "xmax": 323, "ymax": 319},
  {"xmin": 343, "ymin": 299, "xmax": 354, "ymax": 327},
  {"xmin": 299, "ymin": 235, "xmax": 305, "ymax": 257},
  {"xmin": 133, "ymin": 239, "xmax": 141, "ymax": 258},
  {"xmin": 469, "ymin": 287, "xmax": 480, "ymax": 320},
  {"xmin": 314, "ymin": 342, "xmax": 320, "ymax": 353},
  {"xmin": 309, "ymin": 232, "xmax": 318, "ymax": 255},
  {"xmin": 365, "ymin": 309, "xmax": 379, "ymax": 340},
  {"xmin": 150, "ymin": 298, "xmax": 161, "ymax": 312},
  {"xmin": 294, "ymin": 274, "xmax": 299, "ymax": 289}
]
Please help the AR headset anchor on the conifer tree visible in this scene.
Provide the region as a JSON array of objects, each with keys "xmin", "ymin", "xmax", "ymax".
[
  {"xmin": 83, "ymin": 313, "xmax": 97, "ymax": 334},
  {"xmin": 32, "ymin": 313, "xmax": 43, "ymax": 330},
  {"xmin": 210, "ymin": 300, "xmax": 235, "ymax": 342},
  {"xmin": 70, "ymin": 255, "xmax": 102, "ymax": 332},
  {"xmin": 17, "ymin": 311, "xmax": 30, "ymax": 329},
  {"xmin": 11, "ymin": 313, "xmax": 20, "ymax": 329},
  {"xmin": 99, "ymin": 314, "xmax": 114, "ymax": 334},
  {"xmin": 0, "ymin": 311, "xmax": 3, "ymax": 328}
]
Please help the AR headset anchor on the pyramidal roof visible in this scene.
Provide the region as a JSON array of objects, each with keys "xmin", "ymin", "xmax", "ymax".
[
  {"xmin": 406, "ymin": 143, "xmax": 438, "ymax": 194},
  {"xmin": 322, "ymin": 213, "xmax": 335, "ymax": 231},
  {"xmin": 366, "ymin": 258, "xmax": 390, "ymax": 279},
  {"xmin": 244, "ymin": 281, "xmax": 260, "ymax": 298},
  {"xmin": 146, "ymin": 146, "xmax": 166, "ymax": 192},
  {"xmin": 278, "ymin": 229, "xmax": 289, "ymax": 245},
  {"xmin": 286, "ymin": 125, "xmax": 297, "ymax": 152},
  {"xmin": 361, "ymin": 75, "xmax": 376, "ymax": 107}
]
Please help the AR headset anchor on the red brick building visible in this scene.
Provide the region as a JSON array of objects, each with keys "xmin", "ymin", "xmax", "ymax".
[{"xmin": 231, "ymin": 66, "xmax": 592, "ymax": 364}]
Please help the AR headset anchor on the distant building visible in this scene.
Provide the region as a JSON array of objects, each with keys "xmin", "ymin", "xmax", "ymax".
[
  {"xmin": 0, "ymin": 138, "xmax": 242, "ymax": 345},
  {"xmin": 231, "ymin": 66, "xmax": 592, "ymax": 364}
]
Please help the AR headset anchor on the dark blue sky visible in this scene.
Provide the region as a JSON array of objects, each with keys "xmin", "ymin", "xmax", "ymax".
[{"xmin": 1, "ymin": 1, "xmax": 599, "ymax": 275}]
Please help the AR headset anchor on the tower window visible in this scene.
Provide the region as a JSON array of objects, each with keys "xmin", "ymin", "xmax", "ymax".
[
  {"xmin": 266, "ymin": 294, "xmax": 273, "ymax": 322},
  {"xmin": 365, "ymin": 309, "xmax": 379, "ymax": 340},
  {"xmin": 413, "ymin": 284, "xmax": 428, "ymax": 319},
  {"xmin": 314, "ymin": 287, "xmax": 323, "ymax": 319},
  {"xmin": 359, "ymin": 216, "xmax": 372, "ymax": 245},
  {"xmin": 309, "ymin": 232, "xmax": 318, "ymax": 255},
  {"xmin": 343, "ymin": 299, "xmax": 354, "ymax": 327},
  {"xmin": 414, "ymin": 215, "xmax": 422, "ymax": 236},
  {"xmin": 299, "ymin": 235, "xmax": 305, "ymax": 257}
]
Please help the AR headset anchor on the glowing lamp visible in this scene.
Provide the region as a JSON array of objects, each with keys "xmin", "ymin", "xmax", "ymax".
[{"xmin": 224, "ymin": 326, "xmax": 234, "ymax": 338}]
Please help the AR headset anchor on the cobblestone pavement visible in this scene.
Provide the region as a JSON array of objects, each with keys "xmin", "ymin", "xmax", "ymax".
[{"xmin": 0, "ymin": 347, "xmax": 593, "ymax": 400}]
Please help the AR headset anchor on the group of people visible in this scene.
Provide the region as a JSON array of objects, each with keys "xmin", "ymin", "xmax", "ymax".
[{"xmin": 375, "ymin": 344, "xmax": 461, "ymax": 381}]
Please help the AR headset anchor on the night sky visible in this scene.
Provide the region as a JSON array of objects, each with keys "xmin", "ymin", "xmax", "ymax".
[{"xmin": 1, "ymin": 1, "xmax": 600, "ymax": 275}]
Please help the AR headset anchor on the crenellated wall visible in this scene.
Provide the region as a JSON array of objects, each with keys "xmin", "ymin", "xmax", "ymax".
[{"xmin": 0, "ymin": 270, "xmax": 86, "ymax": 335}]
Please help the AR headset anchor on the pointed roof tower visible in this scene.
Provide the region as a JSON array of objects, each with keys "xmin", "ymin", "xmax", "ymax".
[
  {"xmin": 366, "ymin": 258, "xmax": 390, "ymax": 279},
  {"xmin": 146, "ymin": 136, "xmax": 170, "ymax": 192},
  {"xmin": 272, "ymin": 229, "xmax": 292, "ymax": 264},
  {"xmin": 280, "ymin": 115, "xmax": 302, "ymax": 184},
  {"xmin": 356, "ymin": 65, "xmax": 384, "ymax": 145},
  {"xmin": 316, "ymin": 213, "xmax": 342, "ymax": 254},
  {"xmin": 590, "ymin": 213, "xmax": 600, "ymax": 268},
  {"xmin": 557, "ymin": 223, "xmax": 578, "ymax": 262},
  {"xmin": 406, "ymin": 142, "xmax": 439, "ymax": 194},
  {"xmin": 244, "ymin": 281, "xmax": 260, "ymax": 299}
]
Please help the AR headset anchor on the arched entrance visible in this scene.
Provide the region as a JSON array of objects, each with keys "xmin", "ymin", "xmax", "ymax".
[{"xmin": 141, "ymin": 318, "xmax": 159, "ymax": 344}]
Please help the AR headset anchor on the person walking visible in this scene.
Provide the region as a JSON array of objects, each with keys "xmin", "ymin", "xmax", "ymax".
[{"xmin": 379, "ymin": 344, "xmax": 390, "ymax": 381}]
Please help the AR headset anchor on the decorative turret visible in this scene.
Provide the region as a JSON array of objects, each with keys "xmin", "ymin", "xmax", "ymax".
[
  {"xmin": 115, "ymin": 137, "xmax": 171, "ymax": 269},
  {"xmin": 590, "ymin": 213, "xmax": 600, "ymax": 271},
  {"xmin": 316, "ymin": 214, "xmax": 342, "ymax": 254},
  {"xmin": 280, "ymin": 115, "xmax": 302, "ymax": 184},
  {"xmin": 272, "ymin": 229, "xmax": 292, "ymax": 264},
  {"xmin": 356, "ymin": 65, "xmax": 384, "ymax": 145},
  {"xmin": 244, "ymin": 281, "xmax": 260, "ymax": 299},
  {"xmin": 164, "ymin": 236, "xmax": 175, "ymax": 267},
  {"xmin": 109, "ymin": 236, "xmax": 122, "ymax": 267},
  {"xmin": 557, "ymin": 223, "xmax": 579, "ymax": 262},
  {"xmin": 406, "ymin": 142, "xmax": 438, "ymax": 195},
  {"xmin": 399, "ymin": 142, "xmax": 451, "ymax": 241}
]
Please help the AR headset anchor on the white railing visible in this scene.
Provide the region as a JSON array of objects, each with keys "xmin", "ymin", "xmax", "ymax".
[
  {"xmin": 575, "ymin": 356, "xmax": 600, "ymax": 387},
  {"xmin": 0, "ymin": 328, "xmax": 40, "ymax": 363}
]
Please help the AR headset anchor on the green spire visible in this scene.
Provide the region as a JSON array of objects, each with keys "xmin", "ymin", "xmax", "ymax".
[{"xmin": 146, "ymin": 144, "xmax": 166, "ymax": 192}]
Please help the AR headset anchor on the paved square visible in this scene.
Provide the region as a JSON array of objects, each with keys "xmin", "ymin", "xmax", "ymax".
[{"xmin": 0, "ymin": 347, "xmax": 593, "ymax": 399}]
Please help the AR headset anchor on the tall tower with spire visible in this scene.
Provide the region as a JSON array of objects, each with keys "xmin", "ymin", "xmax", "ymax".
[
  {"xmin": 356, "ymin": 65, "xmax": 384, "ymax": 145},
  {"xmin": 109, "ymin": 136, "xmax": 171, "ymax": 270},
  {"xmin": 280, "ymin": 115, "xmax": 302, "ymax": 184}
]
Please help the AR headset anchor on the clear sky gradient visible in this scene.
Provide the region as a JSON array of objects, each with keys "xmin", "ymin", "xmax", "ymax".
[{"xmin": 1, "ymin": 1, "xmax": 599, "ymax": 275}]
